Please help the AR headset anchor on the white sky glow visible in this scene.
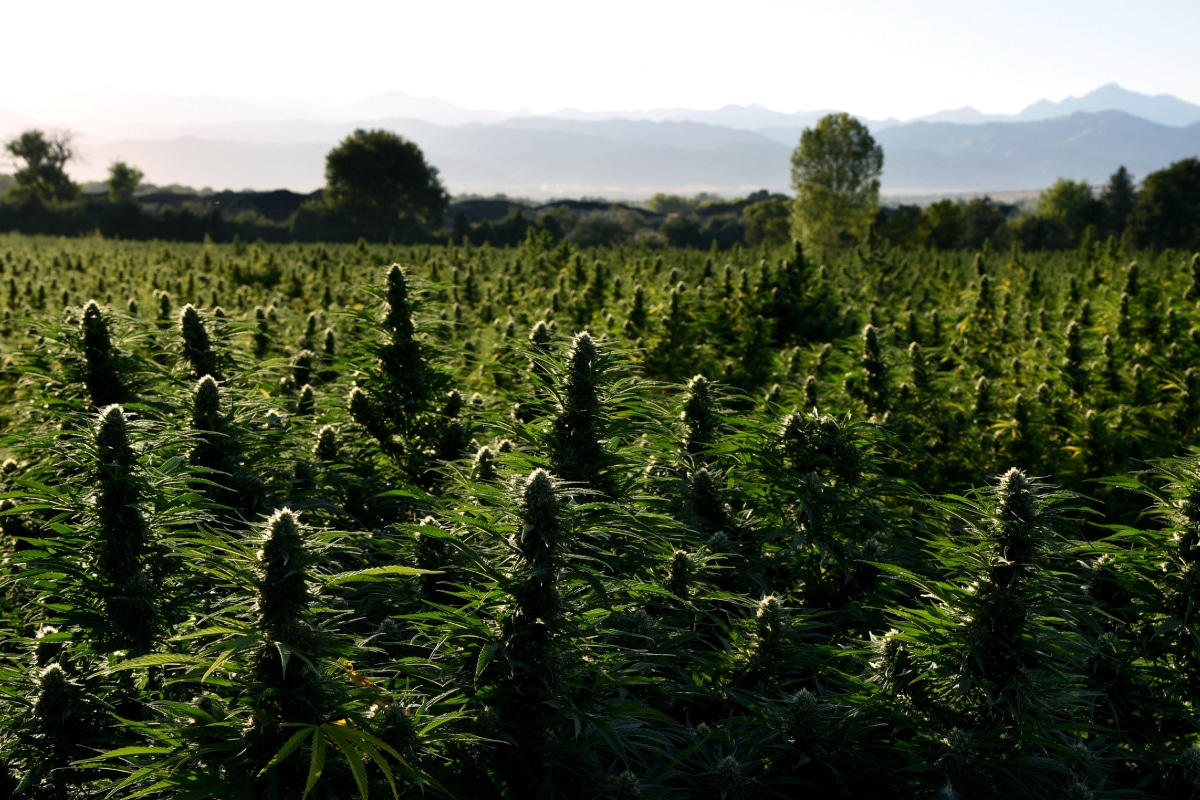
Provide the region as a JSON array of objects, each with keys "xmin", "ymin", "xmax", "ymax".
[{"xmin": 2, "ymin": 0, "xmax": 1198, "ymax": 120}]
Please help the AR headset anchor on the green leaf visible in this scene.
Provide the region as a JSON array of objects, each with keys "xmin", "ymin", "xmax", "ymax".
[
  {"xmin": 303, "ymin": 728, "xmax": 326, "ymax": 799},
  {"xmin": 202, "ymin": 648, "xmax": 239, "ymax": 683},
  {"xmin": 260, "ymin": 727, "xmax": 313, "ymax": 775},
  {"xmin": 475, "ymin": 641, "xmax": 501, "ymax": 683},
  {"xmin": 172, "ymin": 625, "xmax": 249, "ymax": 641},
  {"xmin": 1156, "ymin": 617, "xmax": 1181, "ymax": 636},
  {"xmin": 77, "ymin": 745, "xmax": 174, "ymax": 762},
  {"xmin": 325, "ymin": 565, "xmax": 440, "ymax": 585},
  {"xmin": 324, "ymin": 724, "xmax": 372, "ymax": 800},
  {"xmin": 112, "ymin": 780, "xmax": 179, "ymax": 799},
  {"xmin": 101, "ymin": 653, "xmax": 205, "ymax": 673},
  {"xmin": 0, "ymin": 503, "xmax": 56, "ymax": 515}
]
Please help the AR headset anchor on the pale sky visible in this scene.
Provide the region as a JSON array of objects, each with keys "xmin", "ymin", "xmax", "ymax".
[{"xmin": 3, "ymin": 0, "xmax": 1198, "ymax": 119}]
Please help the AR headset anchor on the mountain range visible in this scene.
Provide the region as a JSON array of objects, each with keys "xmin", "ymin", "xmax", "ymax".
[{"xmin": 1, "ymin": 84, "xmax": 1198, "ymax": 199}]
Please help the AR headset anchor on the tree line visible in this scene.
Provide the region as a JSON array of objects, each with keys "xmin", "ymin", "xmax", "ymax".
[
  {"xmin": 872, "ymin": 164, "xmax": 1200, "ymax": 252},
  {"xmin": 3, "ymin": 123, "xmax": 1199, "ymax": 252}
]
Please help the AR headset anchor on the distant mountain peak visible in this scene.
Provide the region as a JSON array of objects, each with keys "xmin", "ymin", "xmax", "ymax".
[{"xmin": 1019, "ymin": 84, "xmax": 1200, "ymax": 127}]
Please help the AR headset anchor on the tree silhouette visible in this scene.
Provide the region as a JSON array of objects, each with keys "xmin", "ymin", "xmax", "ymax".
[
  {"xmin": 4, "ymin": 129, "xmax": 78, "ymax": 203},
  {"xmin": 319, "ymin": 128, "xmax": 448, "ymax": 242}
]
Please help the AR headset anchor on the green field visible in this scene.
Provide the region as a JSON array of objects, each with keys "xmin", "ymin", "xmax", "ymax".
[{"xmin": 2, "ymin": 231, "xmax": 1200, "ymax": 798}]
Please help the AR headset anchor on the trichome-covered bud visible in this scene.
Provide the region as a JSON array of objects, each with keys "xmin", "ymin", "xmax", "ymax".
[
  {"xmin": 995, "ymin": 467, "xmax": 1036, "ymax": 525},
  {"xmin": 604, "ymin": 770, "xmax": 644, "ymax": 800},
  {"xmin": 1121, "ymin": 260, "xmax": 1139, "ymax": 297},
  {"xmin": 529, "ymin": 320, "xmax": 553, "ymax": 352},
  {"xmin": 303, "ymin": 310, "xmax": 319, "ymax": 346},
  {"xmin": 348, "ymin": 385, "xmax": 374, "ymax": 426},
  {"xmin": 192, "ymin": 375, "xmax": 222, "ymax": 432},
  {"xmin": 179, "ymin": 303, "xmax": 217, "ymax": 378},
  {"xmin": 33, "ymin": 663, "xmax": 88, "ymax": 745},
  {"xmin": 81, "ymin": 300, "xmax": 111, "ymax": 354},
  {"xmin": 763, "ymin": 383, "xmax": 782, "ymax": 408},
  {"xmin": 257, "ymin": 509, "xmax": 309, "ymax": 636},
  {"xmin": 681, "ymin": 374, "xmax": 717, "ymax": 454},
  {"xmin": 756, "ymin": 594, "xmax": 785, "ymax": 642},
  {"xmin": 314, "ymin": 425, "xmax": 339, "ymax": 462},
  {"xmin": 442, "ymin": 389, "xmax": 464, "ymax": 419},
  {"xmin": 472, "ymin": 445, "xmax": 497, "ymax": 482},
  {"xmin": 32, "ymin": 625, "xmax": 62, "ymax": 668},
  {"xmin": 94, "ymin": 405, "xmax": 151, "ymax": 604},
  {"xmin": 553, "ymin": 332, "xmax": 611, "ymax": 494},
  {"xmin": 81, "ymin": 300, "xmax": 123, "ymax": 407},
  {"xmin": 517, "ymin": 469, "xmax": 564, "ymax": 569},
  {"xmin": 861, "ymin": 324, "xmax": 888, "ymax": 414},
  {"xmin": 384, "ymin": 264, "xmax": 416, "ymax": 340},
  {"xmin": 908, "ymin": 341, "xmax": 929, "ymax": 392},
  {"xmin": 292, "ymin": 350, "xmax": 315, "ymax": 387},
  {"xmin": 567, "ymin": 330, "xmax": 598, "ymax": 374},
  {"xmin": 804, "ymin": 375, "xmax": 819, "ymax": 409},
  {"xmin": 666, "ymin": 550, "xmax": 693, "ymax": 598},
  {"xmin": 373, "ymin": 701, "xmax": 420, "ymax": 760},
  {"xmin": 296, "ymin": 384, "xmax": 314, "ymax": 416},
  {"xmin": 97, "ymin": 404, "xmax": 134, "ymax": 468}
]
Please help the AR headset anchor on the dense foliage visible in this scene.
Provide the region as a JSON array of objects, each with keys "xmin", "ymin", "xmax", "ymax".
[
  {"xmin": 4, "ymin": 141, "xmax": 1200, "ymax": 254},
  {"xmin": 790, "ymin": 112, "xmax": 884, "ymax": 250},
  {"xmin": 303, "ymin": 129, "xmax": 450, "ymax": 244},
  {"xmin": 1, "ymin": 232, "xmax": 1200, "ymax": 797}
]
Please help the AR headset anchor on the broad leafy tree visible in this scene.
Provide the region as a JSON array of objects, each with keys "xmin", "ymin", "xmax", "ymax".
[
  {"xmin": 4, "ymin": 129, "xmax": 78, "ymax": 203},
  {"xmin": 790, "ymin": 113, "xmax": 883, "ymax": 250},
  {"xmin": 961, "ymin": 194, "xmax": 1011, "ymax": 249},
  {"xmin": 1034, "ymin": 178, "xmax": 1106, "ymax": 247},
  {"xmin": 743, "ymin": 196, "xmax": 791, "ymax": 247},
  {"xmin": 920, "ymin": 198, "xmax": 965, "ymax": 250},
  {"xmin": 1126, "ymin": 157, "xmax": 1200, "ymax": 251},
  {"xmin": 319, "ymin": 128, "xmax": 448, "ymax": 242},
  {"xmin": 874, "ymin": 203, "xmax": 923, "ymax": 248},
  {"xmin": 106, "ymin": 161, "xmax": 144, "ymax": 204}
]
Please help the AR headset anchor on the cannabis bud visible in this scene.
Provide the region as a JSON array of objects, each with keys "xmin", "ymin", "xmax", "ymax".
[
  {"xmin": 681, "ymin": 374, "xmax": 717, "ymax": 453},
  {"xmin": 192, "ymin": 375, "xmax": 222, "ymax": 432},
  {"xmin": 518, "ymin": 469, "xmax": 564, "ymax": 569},
  {"xmin": 349, "ymin": 385, "xmax": 374, "ymax": 426},
  {"xmin": 180, "ymin": 304, "xmax": 217, "ymax": 378},
  {"xmin": 257, "ymin": 509, "xmax": 309, "ymax": 636},
  {"xmin": 472, "ymin": 445, "xmax": 497, "ymax": 483},
  {"xmin": 666, "ymin": 550, "xmax": 693, "ymax": 598},
  {"xmin": 314, "ymin": 425, "xmax": 339, "ymax": 462},
  {"xmin": 296, "ymin": 384, "xmax": 315, "ymax": 416}
]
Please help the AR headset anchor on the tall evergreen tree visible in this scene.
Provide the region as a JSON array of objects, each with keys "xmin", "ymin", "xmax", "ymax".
[{"xmin": 1101, "ymin": 165, "xmax": 1137, "ymax": 237}]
